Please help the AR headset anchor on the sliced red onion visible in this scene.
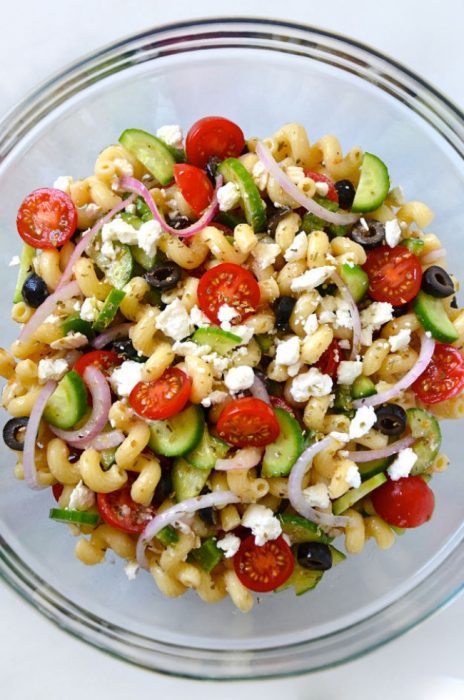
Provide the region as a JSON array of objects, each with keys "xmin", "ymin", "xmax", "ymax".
[
  {"xmin": 119, "ymin": 174, "xmax": 223, "ymax": 239},
  {"xmin": 23, "ymin": 381, "xmax": 57, "ymax": 490},
  {"xmin": 91, "ymin": 323, "xmax": 132, "ymax": 349},
  {"xmin": 353, "ymin": 333, "xmax": 435, "ymax": 408},
  {"xmin": 346, "ymin": 435, "xmax": 415, "ymax": 462},
  {"xmin": 250, "ymin": 374, "xmax": 271, "ymax": 404},
  {"xmin": 82, "ymin": 430, "xmax": 125, "ymax": 451},
  {"xmin": 421, "ymin": 248, "xmax": 446, "ymax": 264},
  {"xmin": 288, "ymin": 436, "xmax": 350, "ymax": 527},
  {"xmin": 331, "ymin": 271, "xmax": 361, "ymax": 361},
  {"xmin": 215, "ymin": 447, "xmax": 263, "ymax": 471},
  {"xmin": 19, "ymin": 281, "xmax": 81, "ymax": 343},
  {"xmin": 57, "ymin": 194, "xmax": 136, "ymax": 290},
  {"xmin": 256, "ymin": 142, "xmax": 359, "ymax": 226},
  {"xmin": 49, "ymin": 365, "xmax": 111, "ymax": 447},
  {"xmin": 136, "ymin": 491, "xmax": 240, "ymax": 568}
]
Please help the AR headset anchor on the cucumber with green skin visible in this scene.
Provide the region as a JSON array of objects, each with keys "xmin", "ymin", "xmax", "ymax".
[
  {"xmin": 191, "ymin": 327, "xmax": 242, "ymax": 355},
  {"xmin": 261, "ymin": 408, "xmax": 304, "ymax": 477},
  {"xmin": 119, "ymin": 128, "xmax": 176, "ymax": 185},
  {"xmin": 172, "ymin": 458, "xmax": 211, "ymax": 501},
  {"xmin": 406, "ymin": 407, "xmax": 441, "ymax": 474},
  {"xmin": 120, "ymin": 212, "xmax": 159, "ymax": 270},
  {"xmin": 189, "ymin": 537, "xmax": 223, "ymax": 572},
  {"xmin": 92, "ymin": 289, "xmax": 126, "ymax": 333},
  {"xmin": 352, "ymin": 153, "xmax": 390, "ymax": 213},
  {"xmin": 49, "ymin": 508, "xmax": 99, "ymax": 526},
  {"xmin": 278, "ymin": 513, "xmax": 333, "ymax": 544},
  {"xmin": 351, "ymin": 375, "xmax": 376, "ymax": 400},
  {"xmin": 358, "ymin": 456, "xmax": 392, "ymax": 481},
  {"xmin": 157, "ymin": 525, "xmax": 179, "ymax": 546},
  {"xmin": 62, "ymin": 314, "xmax": 95, "ymax": 340},
  {"xmin": 413, "ymin": 291, "xmax": 458, "ymax": 343},
  {"xmin": 148, "ymin": 404, "xmax": 204, "ymax": 457},
  {"xmin": 332, "ymin": 472, "xmax": 387, "ymax": 515},
  {"xmin": 218, "ymin": 158, "xmax": 266, "ymax": 232},
  {"xmin": 87, "ymin": 232, "xmax": 133, "ymax": 290},
  {"xmin": 339, "ymin": 263, "xmax": 369, "ymax": 303},
  {"xmin": 43, "ymin": 371, "xmax": 88, "ymax": 429},
  {"xmin": 402, "ymin": 238, "xmax": 425, "ymax": 256},
  {"xmin": 13, "ymin": 244, "xmax": 35, "ymax": 303},
  {"xmin": 185, "ymin": 428, "xmax": 229, "ymax": 470}
]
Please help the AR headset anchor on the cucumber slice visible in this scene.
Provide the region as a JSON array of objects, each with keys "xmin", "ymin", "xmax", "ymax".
[
  {"xmin": 255, "ymin": 334, "xmax": 273, "ymax": 353},
  {"xmin": 301, "ymin": 197, "xmax": 348, "ymax": 238},
  {"xmin": 119, "ymin": 128, "xmax": 175, "ymax": 186},
  {"xmin": 87, "ymin": 232, "xmax": 134, "ymax": 290},
  {"xmin": 157, "ymin": 525, "xmax": 179, "ymax": 546},
  {"xmin": 339, "ymin": 263, "xmax": 369, "ymax": 303},
  {"xmin": 61, "ymin": 314, "xmax": 95, "ymax": 340},
  {"xmin": 333, "ymin": 385, "xmax": 353, "ymax": 414},
  {"xmin": 261, "ymin": 408, "xmax": 304, "ymax": 477},
  {"xmin": 189, "ymin": 537, "xmax": 223, "ymax": 572},
  {"xmin": 276, "ymin": 561, "xmax": 324, "ymax": 596},
  {"xmin": 135, "ymin": 196, "xmax": 154, "ymax": 222},
  {"xmin": 358, "ymin": 456, "xmax": 392, "ymax": 481},
  {"xmin": 215, "ymin": 210, "xmax": 246, "ymax": 229},
  {"xmin": 330, "ymin": 545, "xmax": 346, "ymax": 566},
  {"xmin": 43, "ymin": 371, "xmax": 88, "ymax": 429},
  {"xmin": 49, "ymin": 508, "xmax": 99, "ymax": 526},
  {"xmin": 413, "ymin": 291, "xmax": 458, "ymax": 343},
  {"xmin": 100, "ymin": 448, "xmax": 116, "ymax": 470},
  {"xmin": 185, "ymin": 428, "xmax": 229, "ymax": 470},
  {"xmin": 191, "ymin": 326, "xmax": 242, "ymax": 355},
  {"xmin": 92, "ymin": 289, "xmax": 126, "ymax": 333},
  {"xmin": 218, "ymin": 158, "xmax": 266, "ymax": 232},
  {"xmin": 172, "ymin": 458, "xmax": 210, "ymax": 501},
  {"xmin": 13, "ymin": 244, "xmax": 35, "ymax": 303},
  {"xmin": 120, "ymin": 212, "xmax": 158, "ymax": 271},
  {"xmin": 352, "ymin": 152, "xmax": 390, "ymax": 213},
  {"xmin": 402, "ymin": 238, "xmax": 425, "ymax": 256},
  {"xmin": 351, "ymin": 375, "xmax": 377, "ymax": 400},
  {"xmin": 332, "ymin": 472, "xmax": 387, "ymax": 515},
  {"xmin": 406, "ymin": 407, "xmax": 441, "ymax": 474},
  {"xmin": 278, "ymin": 513, "xmax": 333, "ymax": 544},
  {"xmin": 148, "ymin": 404, "xmax": 204, "ymax": 457}
]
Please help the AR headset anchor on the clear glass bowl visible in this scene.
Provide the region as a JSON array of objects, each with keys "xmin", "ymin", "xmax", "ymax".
[{"xmin": 0, "ymin": 18, "xmax": 463, "ymax": 680}]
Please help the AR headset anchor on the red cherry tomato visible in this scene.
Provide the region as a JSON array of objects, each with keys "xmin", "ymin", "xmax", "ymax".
[
  {"xmin": 52, "ymin": 483, "xmax": 64, "ymax": 502},
  {"xmin": 16, "ymin": 187, "xmax": 77, "ymax": 249},
  {"xmin": 314, "ymin": 338, "xmax": 343, "ymax": 379},
  {"xmin": 270, "ymin": 395, "xmax": 299, "ymax": 420},
  {"xmin": 74, "ymin": 350, "xmax": 122, "ymax": 378},
  {"xmin": 186, "ymin": 116, "xmax": 245, "ymax": 169},
  {"xmin": 217, "ymin": 397, "xmax": 280, "ymax": 447},
  {"xmin": 97, "ymin": 480, "xmax": 156, "ymax": 534},
  {"xmin": 129, "ymin": 367, "xmax": 191, "ymax": 420},
  {"xmin": 173, "ymin": 163, "xmax": 214, "ymax": 215},
  {"xmin": 234, "ymin": 535, "xmax": 294, "ymax": 592},
  {"xmin": 412, "ymin": 343, "xmax": 464, "ymax": 404},
  {"xmin": 363, "ymin": 245, "xmax": 422, "ymax": 306},
  {"xmin": 304, "ymin": 170, "xmax": 338, "ymax": 203},
  {"xmin": 371, "ymin": 476, "xmax": 435, "ymax": 528},
  {"xmin": 197, "ymin": 262, "xmax": 260, "ymax": 325}
]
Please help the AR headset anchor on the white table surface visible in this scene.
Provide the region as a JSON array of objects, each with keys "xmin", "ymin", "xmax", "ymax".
[{"xmin": 1, "ymin": 1, "xmax": 463, "ymax": 698}]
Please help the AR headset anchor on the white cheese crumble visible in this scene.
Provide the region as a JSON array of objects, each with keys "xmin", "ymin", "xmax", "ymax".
[
  {"xmin": 38, "ymin": 358, "xmax": 69, "ymax": 383},
  {"xmin": 68, "ymin": 480, "xmax": 95, "ymax": 511},
  {"xmin": 216, "ymin": 533, "xmax": 241, "ymax": 558},
  {"xmin": 289, "ymin": 368, "xmax": 333, "ymax": 402},
  {"xmin": 318, "ymin": 296, "xmax": 353, "ymax": 330},
  {"xmin": 200, "ymin": 390, "xmax": 229, "ymax": 408},
  {"xmin": 101, "ymin": 216, "xmax": 163, "ymax": 258},
  {"xmin": 155, "ymin": 299, "xmax": 193, "ymax": 341},
  {"xmin": 50, "ymin": 332, "xmax": 88, "ymax": 350},
  {"xmin": 156, "ymin": 124, "xmax": 183, "ymax": 150},
  {"xmin": 189, "ymin": 305, "xmax": 211, "ymax": 328},
  {"xmin": 124, "ymin": 560, "xmax": 140, "ymax": 581},
  {"xmin": 8, "ymin": 256, "xmax": 20, "ymax": 267},
  {"xmin": 302, "ymin": 483, "xmax": 330, "ymax": 509},
  {"xmin": 241, "ymin": 504, "xmax": 282, "ymax": 546},
  {"xmin": 217, "ymin": 303, "xmax": 239, "ymax": 331},
  {"xmin": 361, "ymin": 302, "xmax": 394, "ymax": 329},
  {"xmin": 80, "ymin": 296, "xmax": 103, "ymax": 323},
  {"xmin": 349, "ymin": 406, "xmax": 377, "ymax": 440},
  {"xmin": 338, "ymin": 339, "xmax": 351, "ymax": 350},
  {"xmin": 304, "ymin": 314, "xmax": 319, "ymax": 336},
  {"xmin": 172, "ymin": 341, "xmax": 211, "ymax": 357},
  {"xmin": 387, "ymin": 448, "xmax": 418, "ymax": 480},
  {"xmin": 224, "ymin": 365, "xmax": 255, "ymax": 393},
  {"xmin": 137, "ymin": 220, "xmax": 164, "ymax": 258},
  {"xmin": 337, "ymin": 360, "xmax": 363, "ymax": 385},
  {"xmin": 385, "ymin": 219, "xmax": 402, "ymax": 248},
  {"xmin": 231, "ymin": 324, "xmax": 254, "ymax": 345},
  {"xmin": 345, "ymin": 465, "xmax": 361, "ymax": 489},
  {"xmin": 275, "ymin": 336, "xmax": 301, "ymax": 366},
  {"xmin": 252, "ymin": 241, "xmax": 281, "ymax": 269},
  {"xmin": 53, "ymin": 175, "xmax": 73, "ymax": 194},
  {"xmin": 217, "ymin": 182, "xmax": 241, "ymax": 212},
  {"xmin": 284, "ymin": 231, "xmax": 307, "ymax": 262},
  {"xmin": 202, "ymin": 352, "xmax": 231, "ymax": 378},
  {"xmin": 251, "ymin": 160, "xmax": 269, "ymax": 190},
  {"xmin": 109, "ymin": 360, "xmax": 143, "ymax": 398},
  {"xmin": 388, "ymin": 328, "xmax": 412, "ymax": 352},
  {"xmin": 291, "ymin": 266, "xmax": 335, "ymax": 293}
]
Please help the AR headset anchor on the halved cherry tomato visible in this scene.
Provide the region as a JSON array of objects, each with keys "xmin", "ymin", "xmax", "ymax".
[
  {"xmin": 304, "ymin": 170, "xmax": 338, "ymax": 203},
  {"xmin": 52, "ymin": 483, "xmax": 64, "ymax": 502},
  {"xmin": 217, "ymin": 397, "xmax": 280, "ymax": 447},
  {"xmin": 270, "ymin": 395, "xmax": 298, "ymax": 420},
  {"xmin": 186, "ymin": 116, "xmax": 245, "ymax": 169},
  {"xmin": 197, "ymin": 262, "xmax": 260, "ymax": 325},
  {"xmin": 129, "ymin": 367, "xmax": 191, "ymax": 420},
  {"xmin": 173, "ymin": 163, "xmax": 214, "ymax": 215},
  {"xmin": 74, "ymin": 350, "xmax": 122, "ymax": 378},
  {"xmin": 363, "ymin": 245, "xmax": 422, "ymax": 306},
  {"xmin": 314, "ymin": 338, "xmax": 342, "ymax": 379},
  {"xmin": 412, "ymin": 343, "xmax": 464, "ymax": 404},
  {"xmin": 234, "ymin": 534, "xmax": 294, "ymax": 592},
  {"xmin": 371, "ymin": 476, "xmax": 435, "ymax": 528},
  {"xmin": 16, "ymin": 187, "xmax": 77, "ymax": 249},
  {"xmin": 97, "ymin": 480, "xmax": 156, "ymax": 534}
]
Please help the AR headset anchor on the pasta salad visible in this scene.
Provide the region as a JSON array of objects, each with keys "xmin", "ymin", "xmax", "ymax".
[{"xmin": 2, "ymin": 116, "xmax": 463, "ymax": 612}]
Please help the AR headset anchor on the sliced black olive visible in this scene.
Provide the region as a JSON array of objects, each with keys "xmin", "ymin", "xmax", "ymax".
[
  {"xmin": 297, "ymin": 542, "xmax": 333, "ymax": 571},
  {"xmin": 351, "ymin": 219, "xmax": 385, "ymax": 249},
  {"xmin": 167, "ymin": 216, "xmax": 191, "ymax": 230},
  {"xmin": 198, "ymin": 506, "xmax": 217, "ymax": 526},
  {"xmin": 205, "ymin": 156, "xmax": 222, "ymax": 184},
  {"xmin": 421, "ymin": 265, "xmax": 454, "ymax": 298},
  {"xmin": 153, "ymin": 468, "xmax": 173, "ymax": 505},
  {"xmin": 451, "ymin": 296, "xmax": 458, "ymax": 309},
  {"xmin": 21, "ymin": 273, "xmax": 49, "ymax": 308},
  {"xmin": 392, "ymin": 302, "xmax": 409, "ymax": 318},
  {"xmin": 375, "ymin": 404, "xmax": 407, "ymax": 437},
  {"xmin": 267, "ymin": 206, "xmax": 292, "ymax": 236},
  {"xmin": 145, "ymin": 262, "xmax": 182, "ymax": 290},
  {"xmin": 273, "ymin": 295, "xmax": 296, "ymax": 331},
  {"xmin": 111, "ymin": 338, "xmax": 147, "ymax": 363},
  {"xmin": 3, "ymin": 417, "xmax": 29, "ymax": 451},
  {"xmin": 335, "ymin": 179, "xmax": 356, "ymax": 210}
]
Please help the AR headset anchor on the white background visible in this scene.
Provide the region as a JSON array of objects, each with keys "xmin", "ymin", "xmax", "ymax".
[{"xmin": 1, "ymin": 1, "xmax": 463, "ymax": 698}]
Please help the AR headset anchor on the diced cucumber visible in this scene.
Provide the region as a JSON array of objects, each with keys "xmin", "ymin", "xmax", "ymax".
[
  {"xmin": 219, "ymin": 158, "xmax": 266, "ymax": 232},
  {"xmin": 339, "ymin": 263, "xmax": 369, "ymax": 303},
  {"xmin": 13, "ymin": 244, "xmax": 35, "ymax": 303},
  {"xmin": 61, "ymin": 314, "xmax": 95, "ymax": 340},
  {"xmin": 191, "ymin": 326, "xmax": 242, "ymax": 355},
  {"xmin": 172, "ymin": 458, "xmax": 210, "ymax": 501},
  {"xmin": 402, "ymin": 238, "xmax": 425, "ymax": 256},
  {"xmin": 301, "ymin": 197, "xmax": 348, "ymax": 238},
  {"xmin": 49, "ymin": 508, "xmax": 99, "ymax": 526},
  {"xmin": 135, "ymin": 196, "xmax": 154, "ymax": 222},
  {"xmin": 330, "ymin": 545, "xmax": 346, "ymax": 566},
  {"xmin": 333, "ymin": 385, "xmax": 353, "ymax": 414},
  {"xmin": 119, "ymin": 128, "xmax": 175, "ymax": 185},
  {"xmin": 351, "ymin": 375, "xmax": 376, "ymax": 400},
  {"xmin": 43, "ymin": 371, "xmax": 88, "ymax": 430},
  {"xmin": 406, "ymin": 407, "xmax": 441, "ymax": 474},
  {"xmin": 87, "ymin": 232, "xmax": 133, "ymax": 290},
  {"xmin": 120, "ymin": 212, "xmax": 143, "ymax": 230},
  {"xmin": 255, "ymin": 334, "xmax": 274, "ymax": 353},
  {"xmin": 185, "ymin": 427, "xmax": 229, "ymax": 470},
  {"xmin": 215, "ymin": 210, "xmax": 245, "ymax": 229},
  {"xmin": 92, "ymin": 289, "xmax": 126, "ymax": 333},
  {"xmin": 413, "ymin": 290, "xmax": 458, "ymax": 343},
  {"xmin": 189, "ymin": 537, "xmax": 223, "ymax": 572},
  {"xmin": 276, "ymin": 560, "xmax": 324, "ymax": 596},
  {"xmin": 358, "ymin": 456, "xmax": 392, "ymax": 481},
  {"xmin": 278, "ymin": 513, "xmax": 333, "ymax": 544},
  {"xmin": 157, "ymin": 525, "xmax": 179, "ymax": 546},
  {"xmin": 120, "ymin": 212, "xmax": 158, "ymax": 270},
  {"xmin": 261, "ymin": 408, "xmax": 304, "ymax": 477},
  {"xmin": 352, "ymin": 153, "xmax": 390, "ymax": 213},
  {"xmin": 148, "ymin": 404, "xmax": 204, "ymax": 457},
  {"xmin": 100, "ymin": 448, "xmax": 116, "ymax": 470},
  {"xmin": 332, "ymin": 472, "xmax": 387, "ymax": 515}
]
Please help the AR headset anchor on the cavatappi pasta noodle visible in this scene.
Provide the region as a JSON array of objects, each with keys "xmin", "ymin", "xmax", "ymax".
[{"xmin": 2, "ymin": 117, "xmax": 463, "ymax": 612}]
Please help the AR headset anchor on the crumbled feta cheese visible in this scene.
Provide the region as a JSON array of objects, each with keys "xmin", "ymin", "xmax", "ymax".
[
  {"xmin": 68, "ymin": 480, "xmax": 95, "ymax": 511},
  {"xmin": 38, "ymin": 358, "xmax": 69, "ymax": 383},
  {"xmin": 80, "ymin": 296, "xmax": 103, "ymax": 323},
  {"xmin": 50, "ymin": 332, "xmax": 88, "ymax": 350},
  {"xmin": 216, "ymin": 533, "xmax": 241, "ymax": 558},
  {"xmin": 8, "ymin": 256, "xmax": 20, "ymax": 267},
  {"xmin": 345, "ymin": 465, "xmax": 361, "ymax": 489},
  {"xmin": 155, "ymin": 299, "xmax": 193, "ymax": 341},
  {"xmin": 360, "ymin": 327, "xmax": 373, "ymax": 346},
  {"xmin": 224, "ymin": 365, "xmax": 255, "ymax": 393},
  {"xmin": 101, "ymin": 217, "xmax": 139, "ymax": 246},
  {"xmin": 302, "ymin": 483, "xmax": 330, "ymax": 508},
  {"xmin": 189, "ymin": 305, "xmax": 211, "ymax": 328},
  {"xmin": 109, "ymin": 360, "xmax": 144, "ymax": 397},
  {"xmin": 53, "ymin": 175, "xmax": 73, "ymax": 194},
  {"xmin": 287, "ymin": 361, "xmax": 303, "ymax": 377},
  {"xmin": 241, "ymin": 504, "xmax": 282, "ymax": 546},
  {"xmin": 137, "ymin": 220, "xmax": 164, "ymax": 258},
  {"xmin": 360, "ymin": 302, "xmax": 394, "ymax": 330},
  {"xmin": 217, "ymin": 182, "xmax": 241, "ymax": 212},
  {"xmin": 337, "ymin": 360, "xmax": 363, "ymax": 385},
  {"xmin": 385, "ymin": 219, "xmax": 402, "ymax": 248},
  {"xmin": 113, "ymin": 158, "xmax": 133, "ymax": 177},
  {"xmin": 217, "ymin": 303, "xmax": 240, "ymax": 331},
  {"xmin": 388, "ymin": 328, "xmax": 411, "ymax": 352},
  {"xmin": 101, "ymin": 216, "xmax": 162, "ymax": 258},
  {"xmin": 338, "ymin": 339, "xmax": 351, "ymax": 350},
  {"xmin": 304, "ymin": 314, "xmax": 319, "ymax": 336},
  {"xmin": 275, "ymin": 336, "xmax": 301, "ymax": 366},
  {"xmin": 314, "ymin": 181, "xmax": 329, "ymax": 197},
  {"xmin": 291, "ymin": 266, "xmax": 335, "ymax": 293},
  {"xmin": 252, "ymin": 160, "xmax": 269, "ymax": 190},
  {"xmin": 289, "ymin": 368, "xmax": 333, "ymax": 402},
  {"xmin": 124, "ymin": 560, "xmax": 140, "ymax": 581},
  {"xmin": 284, "ymin": 231, "xmax": 307, "ymax": 262},
  {"xmin": 200, "ymin": 390, "xmax": 229, "ymax": 408},
  {"xmin": 101, "ymin": 240, "xmax": 117, "ymax": 260},
  {"xmin": 172, "ymin": 341, "xmax": 211, "ymax": 357},
  {"xmin": 202, "ymin": 351, "xmax": 231, "ymax": 378},
  {"xmin": 231, "ymin": 324, "xmax": 254, "ymax": 345},
  {"xmin": 330, "ymin": 431, "xmax": 350, "ymax": 443},
  {"xmin": 318, "ymin": 296, "xmax": 353, "ymax": 330},
  {"xmin": 349, "ymin": 405, "xmax": 377, "ymax": 440},
  {"xmin": 156, "ymin": 124, "xmax": 183, "ymax": 150},
  {"xmin": 387, "ymin": 448, "xmax": 418, "ymax": 480},
  {"xmin": 252, "ymin": 241, "xmax": 281, "ymax": 269}
]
